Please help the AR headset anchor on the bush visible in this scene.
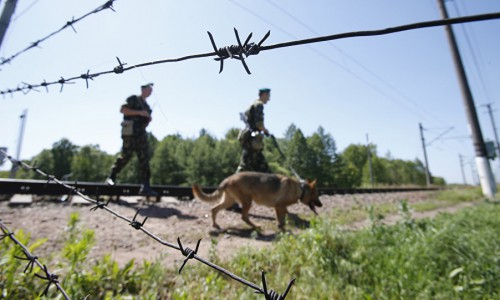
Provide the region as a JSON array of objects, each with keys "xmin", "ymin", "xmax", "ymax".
[{"xmin": 1, "ymin": 213, "xmax": 173, "ymax": 299}]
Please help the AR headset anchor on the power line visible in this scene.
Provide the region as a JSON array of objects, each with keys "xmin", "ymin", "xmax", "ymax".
[
  {"xmin": 11, "ymin": 0, "xmax": 41, "ymax": 22},
  {"xmin": 136, "ymin": 68, "xmax": 181, "ymax": 135},
  {"xmin": 450, "ymin": 0, "xmax": 494, "ymax": 106},
  {"xmin": 264, "ymin": 0, "xmax": 448, "ymax": 127},
  {"xmin": 230, "ymin": 0, "xmax": 439, "ymax": 124}
]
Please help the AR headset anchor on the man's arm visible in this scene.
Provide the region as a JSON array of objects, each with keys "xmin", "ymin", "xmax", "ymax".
[
  {"xmin": 120, "ymin": 106, "xmax": 150, "ymax": 118},
  {"xmin": 253, "ymin": 104, "xmax": 269, "ymax": 135}
]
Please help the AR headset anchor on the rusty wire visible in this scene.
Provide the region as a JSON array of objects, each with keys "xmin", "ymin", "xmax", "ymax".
[
  {"xmin": 0, "ymin": 220, "xmax": 70, "ymax": 299},
  {"xmin": 0, "ymin": 0, "xmax": 116, "ymax": 68},
  {"xmin": 0, "ymin": 148, "xmax": 296, "ymax": 299},
  {"xmin": 1, "ymin": 11, "xmax": 500, "ymax": 96}
]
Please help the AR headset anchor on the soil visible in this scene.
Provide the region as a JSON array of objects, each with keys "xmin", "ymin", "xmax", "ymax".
[{"xmin": 0, "ymin": 191, "xmax": 476, "ymax": 270}]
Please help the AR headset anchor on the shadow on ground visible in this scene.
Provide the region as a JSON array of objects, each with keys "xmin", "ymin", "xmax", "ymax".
[
  {"xmin": 207, "ymin": 213, "xmax": 311, "ymax": 241},
  {"xmin": 137, "ymin": 204, "xmax": 197, "ymax": 220},
  {"xmin": 208, "ymin": 227, "xmax": 277, "ymax": 242}
]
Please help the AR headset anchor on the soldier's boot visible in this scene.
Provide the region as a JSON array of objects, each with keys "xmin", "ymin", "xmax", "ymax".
[
  {"xmin": 139, "ymin": 181, "xmax": 158, "ymax": 197},
  {"xmin": 105, "ymin": 171, "xmax": 117, "ymax": 186}
]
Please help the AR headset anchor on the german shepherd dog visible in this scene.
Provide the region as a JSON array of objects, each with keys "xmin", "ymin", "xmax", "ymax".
[{"xmin": 192, "ymin": 171, "xmax": 323, "ymax": 229}]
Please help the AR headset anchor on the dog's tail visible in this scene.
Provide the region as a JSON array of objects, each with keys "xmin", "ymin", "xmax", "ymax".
[{"xmin": 192, "ymin": 184, "xmax": 223, "ymax": 203}]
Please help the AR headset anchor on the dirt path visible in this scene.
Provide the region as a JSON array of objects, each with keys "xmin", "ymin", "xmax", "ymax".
[{"xmin": 0, "ymin": 191, "xmax": 476, "ymax": 269}]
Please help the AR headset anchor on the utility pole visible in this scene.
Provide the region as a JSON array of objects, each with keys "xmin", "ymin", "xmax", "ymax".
[
  {"xmin": 437, "ymin": 0, "xmax": 496, "ymax": 197},
  {"xmin": 366, "ymin": 134, "xmax": 374, "ymax": 187},
  {"xmin": 9, "ymin": 109, "xmax": 27, "ymax": 178},
  {"xmin": 0, "ymin": 0, "xmax": 18, "ymax": 49},
  {"xmin": 483, "ymin": 103, "xmax": 500, "ymax": 179},
  {"xmin": 459, "ymin": 154, "xmax": 467, "ymax": 185},
  {"xmin": 470, "ymin": 160, "xmax": 479, "ymax": 186},
  {"xmin": 419, "ymin": 123, "xmax": 431, "ymax": 186}
]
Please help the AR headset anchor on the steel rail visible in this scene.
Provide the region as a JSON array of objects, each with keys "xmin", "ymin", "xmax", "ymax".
[{"xmin": 0, "ymin": 179, "xmax": 439, "ymax": 199}]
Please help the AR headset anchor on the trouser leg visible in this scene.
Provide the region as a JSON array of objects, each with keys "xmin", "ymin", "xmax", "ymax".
[{"xmin": 107, "ymin": 136, "xmax": 134, "ymax": 184}]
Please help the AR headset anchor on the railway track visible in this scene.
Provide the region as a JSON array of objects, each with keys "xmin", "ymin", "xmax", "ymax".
[{"xmin": 0, "ymin": 179, "xmax": 439, "ymax": 202}]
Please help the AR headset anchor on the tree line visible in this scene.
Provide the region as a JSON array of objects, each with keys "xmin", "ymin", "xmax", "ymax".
[{"xmin": 5, "ymin": 124, "xmax": 445, "ymax": 187}]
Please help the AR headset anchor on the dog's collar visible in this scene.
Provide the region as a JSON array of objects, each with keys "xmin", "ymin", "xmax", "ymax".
[{"xmin": 299, "ymin": 181, "xmax": 307, "ymax": 202}]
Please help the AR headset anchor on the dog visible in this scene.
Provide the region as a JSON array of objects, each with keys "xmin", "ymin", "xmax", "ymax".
[{"xmin": 192, "ymin": 171, "xmax": 322, "ymax": 229}]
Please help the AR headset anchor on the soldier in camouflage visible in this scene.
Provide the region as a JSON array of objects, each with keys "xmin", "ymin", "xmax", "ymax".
[
  {"xmin": 236, "ymin": 88, "xmax": 272, "ymax": 173},
  {"xmin": 106, "ymin": 83, "xmax": 158, "ymax": 196}
]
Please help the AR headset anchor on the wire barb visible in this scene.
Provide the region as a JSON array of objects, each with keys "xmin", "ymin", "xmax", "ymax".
[
  {"xmin": 65, "ymin": 17, "xmax": 77, "ymax": 33},
  {"xmin": 259, "ymin": 271, "xmax": 295, "ymax": 300},
  {"xmin": 35, "ymin": 265, "xmax": 60, "ymax": 297},
  {"xmin": 177, "ymin": 238, "xmax": 201, "ymax": 274},
  {"xmin": 207, "ymin": 29, "xmax": 270, "ymax": 74},
  {"xmin": 90, "ymin": 198, "xmax": 110, "ymax": 211},
  {"xmin": 80, "ymin": 70, "xmax": 94, "ymax": 88},
  {"xmin": 14, "ymin": 253, "xmax": 39, "ymax": 273},
  {"xmin": 0, "ymin": 230, "xmax": 13, "ymax": 241},
  {"xmin": 129, "ymin": 209, "xmax": 148, "ymax": 229},
  {"xmin": 113, "ymin": 57, "xmax": 126, "ymax": 74}
]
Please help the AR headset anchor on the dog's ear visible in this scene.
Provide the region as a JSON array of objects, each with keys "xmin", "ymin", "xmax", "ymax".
[{"xmin": 309, "ymin": 179, "xmax": 317, "ymax": 187}]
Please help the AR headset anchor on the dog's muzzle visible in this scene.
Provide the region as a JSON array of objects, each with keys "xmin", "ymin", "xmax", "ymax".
[{"xmin": 308, "ymin": 198, "xmax": 322, "ymax": 215}]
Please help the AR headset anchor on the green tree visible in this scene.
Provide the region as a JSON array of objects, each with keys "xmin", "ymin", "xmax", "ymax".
[
  {"xmin": 306, "ymin": 127, "xmax": 337, "ymax": 187},
  {"xmin": 283, "ymin": 123, "xmax": 298, "ymax": 141},
  {"xmin": 151, "ymin": 134, "xmax": 186, "ymax": 185},
  {"xmin": 18, "ymin": 149, "xmax": 54, "ymax": 179},
  {"xmin": 341, "ymin": 144, "xmax": 370, "ymax": 187},
  {"xmin": 185, "ymin": 130, "xmax": 219, "ymax": 186},
  {"xmin": 51, "ymin": 138, "xmax": 78, "ymax": 178},
  {"xmin": 371, "ymin": 156, "xmax": 390, "ymax": 186},
  {"xmin": 71, "ymin": 145, "xmax": 114, "ymax": 182},
  {"xmin": 213, "ymin": 128, "xmax": 241, "ymax": 179},
  {"xmin": 330, "ymin": 153, "xmax": 359, "ymax": 188},
  {"xmin": 284, "ymin": 129, "xmax": 317, "ymax": 180}
]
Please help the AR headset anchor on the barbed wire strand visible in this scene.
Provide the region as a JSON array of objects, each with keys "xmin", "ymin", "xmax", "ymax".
[
  {"xmin": 0, "ymin": 0, "xmax": 117, "ymax": 68},
  {"xmin": 0, "ymin": 148, "xmax": 295, "ymax": 299},
  {"xmin": 0, "ymin": 220, "xmax": 70, "ymax": 299},
  {"xmin": 1, "ymin": 11, "xmax": 499, "ymax": 97}
]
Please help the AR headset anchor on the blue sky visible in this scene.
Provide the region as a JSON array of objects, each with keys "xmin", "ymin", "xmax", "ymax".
[{"xmin": 1, "ymin": 0, "xmax": 500, "ymax": 185}]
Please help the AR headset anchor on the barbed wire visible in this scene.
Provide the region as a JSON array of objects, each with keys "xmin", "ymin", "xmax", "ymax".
[
  {"xmin": 1, "ymin": 11, "xmax": 500, "ymax": 97},
  {"xmin": 0, "ymin": 148, "xmax": 296, "ymax": 299},
  {"xmin": 0, "ymin": 0, "xmax": 117, "ymax": 68},
  {"xmin": 0, "ymin": 220, "xmax": 70, "ymax": 299}
]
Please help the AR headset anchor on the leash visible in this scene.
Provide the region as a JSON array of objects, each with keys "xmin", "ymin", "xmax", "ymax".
[{"xmin": 269, "ymin": 134, "xmax": 304, "ymax": 182}]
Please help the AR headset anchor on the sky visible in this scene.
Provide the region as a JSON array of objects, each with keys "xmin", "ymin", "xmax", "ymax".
[{"xmin": 1, "ymin": 0, "xmax": 500, "ymax": 185}]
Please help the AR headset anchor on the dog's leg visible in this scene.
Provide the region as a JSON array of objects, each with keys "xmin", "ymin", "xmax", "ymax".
[
  {"xmin": 275, "ymin": 206, "xmax": 288, "ymax": 229},
  {"xmin": 240, "ymin": 199, "xmax": 258, "ymax": 229},
  {"xmin": 211, "ymin": 193, "xmax": 235, "ymax": 229}
]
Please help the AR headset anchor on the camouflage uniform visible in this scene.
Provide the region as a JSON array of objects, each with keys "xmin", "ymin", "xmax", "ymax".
[
  {"xmin": 236, "ymin": 99, "xmax": 270, "ymax": 173},
  {"xmin": 109, "ymin": 94, "xmax": 153, "ymax": 183}
]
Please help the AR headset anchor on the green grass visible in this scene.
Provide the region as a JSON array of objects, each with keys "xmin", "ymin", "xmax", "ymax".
[
  {"xmin": 436, "ymin": 186, "xmax": 484, "ymax": 203},
  {"xmin": 171, "ymin": 200, "xmax": 500, "ymax": 299}
]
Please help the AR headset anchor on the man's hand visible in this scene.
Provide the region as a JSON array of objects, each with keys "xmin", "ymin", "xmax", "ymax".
[{"xmin": 139, "ymin": 110, "xmax": 151, "ymax": 118}]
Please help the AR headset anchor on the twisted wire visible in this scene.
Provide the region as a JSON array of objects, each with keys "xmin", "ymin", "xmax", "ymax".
[
  {"xmin": 1, "ymin": 11, "xmax": 499, "ymax": 96},
  {"xmin": 0, "ymin": 0, "xmax": 117, "ymax": 68}
]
